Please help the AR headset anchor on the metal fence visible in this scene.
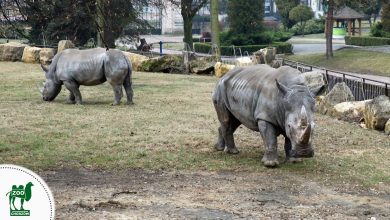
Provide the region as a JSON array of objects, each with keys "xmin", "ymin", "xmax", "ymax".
[{"xmin": 281, "ymin": 59, "xmax": 390, "ymax": 101}]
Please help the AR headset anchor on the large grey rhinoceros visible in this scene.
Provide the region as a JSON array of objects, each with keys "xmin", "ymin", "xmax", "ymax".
[
  {"xmin": 212, "ymin": 64, "xmax": 325, "ymax": 167},
  {"xmin": 39, "ymin": 48, "xmax": 133, "ymax": 105}
]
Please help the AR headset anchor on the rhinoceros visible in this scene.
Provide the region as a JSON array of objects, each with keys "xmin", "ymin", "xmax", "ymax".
[
  {"xmin": 212, "ymin": 64, "xmax": 325, "ymax": 167},
  {"xmin": 39, "ymin": 48, "xmax": 133, "ymax": 105}
]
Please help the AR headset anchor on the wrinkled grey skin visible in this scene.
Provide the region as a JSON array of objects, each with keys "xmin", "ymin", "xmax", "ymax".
[
  {"xmin": 212, "ymin": 64, "xmax": 325, "ymax": 167},
  {"xmin": 40, "ymin": 48, "xmax": 133, "ymax": 105}
]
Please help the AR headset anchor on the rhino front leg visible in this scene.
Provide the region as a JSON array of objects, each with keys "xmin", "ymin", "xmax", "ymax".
[
  {"xmin": 284, "ymin": 138, "xmax": 302, "ymax": 163},
  {"xmin": 66, "ymin": 92, "xmax": 76, "ymax": 104},
  {"xmin": 63, "ymin": 81, "xmax": 82, "ymax": 105},
  {"xmin": 258, "ymin": 120, "xmax": 279, "ymax": 167},
  {"xmin": 111, "ymin": 84, "xmax": 123, "ymax": 106}
]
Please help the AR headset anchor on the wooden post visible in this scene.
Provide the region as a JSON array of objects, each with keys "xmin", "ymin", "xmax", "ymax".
[
  {"xmin": 347, "ymin": 19, "xmax": 352, "ymax": 36},
  {"xmin": 352, "ymin": 19, "xmax": 355, "ymax": 36},
  {"xmin": 358, "ymin": 19, "xmax": 362, "ymax": 36}
]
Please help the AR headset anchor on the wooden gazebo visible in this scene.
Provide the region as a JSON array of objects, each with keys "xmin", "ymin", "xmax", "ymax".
[{"xmin": 327, "ymin": 6, "xmax": 366, "ymax": 36}]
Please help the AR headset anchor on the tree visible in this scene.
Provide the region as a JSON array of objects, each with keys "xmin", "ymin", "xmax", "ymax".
[
  {"xmin": 289, "ymin": 5, "xmax": 314, "ymax": 36},
  {"xmin": 211, "ymin": 0, "xmax": 220, "ymax": 60},
  {"xmin": 275, "ymin": 0, "xmax": 300, "ymax": 30},
  {"xmin": 227, "ymin": 0, "xmax": 264, "ymax": 35},
  {"xmin": 382, "ymin": 2, "xmax": 390, "ymax": 32}
]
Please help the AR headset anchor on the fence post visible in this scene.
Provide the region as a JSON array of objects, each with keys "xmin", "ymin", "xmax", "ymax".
[
  {"xmin": 159, "ymin": 41, "xmax": 163, "ymax": 56},
  {"xmin": 386, "ymin": 84, "xmax": 389, "ymax": 96}
]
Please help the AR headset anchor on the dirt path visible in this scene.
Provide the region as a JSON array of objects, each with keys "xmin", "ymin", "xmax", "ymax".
[{"xmin": 41, "ymin": 169, "xmax": 390, "ymax": 219}]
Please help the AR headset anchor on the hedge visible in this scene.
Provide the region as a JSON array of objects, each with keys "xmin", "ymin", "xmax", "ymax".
[
  {"xmin": 193, "ymin": 42, "xmax": 293, "ymax": 56},
  {"xmin": 345, "ymin": 36, "xmax": 390, "ymax": 46}
]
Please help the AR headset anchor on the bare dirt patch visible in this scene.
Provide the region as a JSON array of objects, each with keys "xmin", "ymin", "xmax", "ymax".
[{"xmin": 41, "ymin": 169, "xmax": 390, "ymax": 219}]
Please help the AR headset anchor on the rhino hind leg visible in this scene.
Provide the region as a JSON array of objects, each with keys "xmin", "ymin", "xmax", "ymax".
[
  {"xmin": 64, "ymin": 81, "xmax": 82, "ymax": 105},
  {"xmin": 111, "ymin": 84, "xmax": 123, "ymax": 105},
  {"xmin": 123, "ymin": 74, "xmax": 134, "ymax": 105},
  {"xmin": 258, "ymin": 120, "xmax": 279, "ymax": 167},
  {"xmin": 214, "ymin": 104, "xmax": 241, "ymax": 154}
]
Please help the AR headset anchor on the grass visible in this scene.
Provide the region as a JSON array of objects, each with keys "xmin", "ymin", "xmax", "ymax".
[
  {"xmin": 288, "ymin": 48, "xmax": 390, "ymax": 77},
  {"xmin": 0, "ymin": 62, "xmax": 389, "ymax": 188}
]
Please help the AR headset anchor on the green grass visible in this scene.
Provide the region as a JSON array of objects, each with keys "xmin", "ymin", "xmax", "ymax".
[
  {"xmin": 288, "ymin": 48, "xmax": 390, "ymax": 77},
  {"xmin": 0, "ymin": 62, "xmax": 389, "ymax": 188}
]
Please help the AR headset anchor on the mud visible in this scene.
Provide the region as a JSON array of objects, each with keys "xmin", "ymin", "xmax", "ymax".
[{"xmin": 40, "ymin": 169, "xmax": 390, "ymax": 219}]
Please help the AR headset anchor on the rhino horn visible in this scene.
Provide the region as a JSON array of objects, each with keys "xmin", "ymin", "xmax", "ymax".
[
  {"xmin": 40, "ymin": 64, "xmax": 49, "ymax": 73},
  {"xmin": 299, "ymin": 106, "xmax": 308, "ymax": 127},
  {"xmin": 299, "ymin": 123, "xmax": 311, "ymax": 144}
]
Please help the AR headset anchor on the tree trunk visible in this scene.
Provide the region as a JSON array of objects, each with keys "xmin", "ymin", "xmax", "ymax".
[
  {"xmin": 96, "ymin": 0, "xmax": 104, "ymax": 48},
  {"xmin": 326, "ymin": 0, "xmax": 334, "ymax": 59},
  {"xmin": 211, "ymin": 0, "xmax": 221, "ymax": 61},
  {"xmin": 183, "ymin": 15, "xmax": 193, "ymax": 50}
]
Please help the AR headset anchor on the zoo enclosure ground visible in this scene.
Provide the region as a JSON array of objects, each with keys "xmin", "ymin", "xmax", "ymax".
[{"xmin": 0, "ymin": 62, "xmax": 389, "ymax": 219}]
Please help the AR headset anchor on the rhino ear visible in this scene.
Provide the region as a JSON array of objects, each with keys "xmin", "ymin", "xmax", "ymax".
[
  {"xmin": 40, "ymin": 64, "xmax": 49, "ymax": 73},
  {"xmin": 310, "ymin": 84, "xmax": 327, "ymax": 96},
  {"xmin": 276, "ymin": 79, "xmax": 292, "ymax": 96}
]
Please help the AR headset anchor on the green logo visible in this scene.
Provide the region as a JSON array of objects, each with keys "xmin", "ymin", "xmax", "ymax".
[{"xmin": 6, "ymin": 182, "xmax": 34, "ymax": 216}]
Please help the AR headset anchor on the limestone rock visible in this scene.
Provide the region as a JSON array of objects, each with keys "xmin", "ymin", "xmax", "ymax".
[
  {"xmin": 214, "ymin": 62, "xmax": 236, "ymax": 78},
  {"xmin": 364, "ymin": 95, "xmax": 390, "ymax": 131},
  {"xmin": 57, "ymin": 40, "xmax": 75, "ymax": 53},
  {"xmin": 317, "ymin": 82, "xmax": 354, "ymax": 115},
  {"xmin": 22, "ymin": 46, "xmax": 41, "ymax": 63},
  {"xmin": 235, "ymin": 57, "xmax": 253, "ymax": 66},
  {"xmin": 330, "ymin": 100, "xmax": 370, "ymax": 122},
  {"xmin": 303, "ymin": 71, "xmax": 325, "ymax": 91},
  {"xmin": 385, "ymin": 119, "xmax": 390, "ymax": 135},
  {"xmin": 252, "ymin": 47, "xmax": 276, "ymax": 65},
  {"xmin": 140, "ymin": 55, "xmax": 182, "ymax": 73},
  {"xmin": 39, "ymin": 48, "xmax": 56, "ymax": 65},
  {"xmin": 189, "ymin": 56, "xmax": 215, "ymax": 75},
  {"xmin": 0, "ymin": 42, "xmax": 27, "ymax": 61},
  {"xmin": 122, "ymin": 52, "xmax": 149, "ymax": 71}
]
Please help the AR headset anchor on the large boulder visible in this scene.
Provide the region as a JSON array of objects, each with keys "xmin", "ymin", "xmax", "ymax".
[
  {"xmin": 189, "ymin": 56, "xmax": 215, "ymax": 75},
  {"xmin": 0, "ymin": 42, "xmax": 27, "ymax": 61},
  {"xmin": 214, "ymin": 62, "xmax": 236, "ymax": 78},
  {"xmin": 140, "ymin": 55, "xmax": 182, "ymax": 73},
  {"xmin": 317, "ymin": 82, "xmax": 355, "ymax": 115},
  {"xmin": 57, "ymin": 40, "xmax": 75, "ymax": 53},
  {"xmin": 303, "ymin": 71, "xmax": 325, "ymax": 91},
  {"xmin": 22, "ymin": 46, "xmax": 41, "ymax": 63},
  {"xmin": 364, "ymin": 95, "xmax": 390, "ymax": 131},
  {"xmin": 39, "ymin": 48, "xmax": 56, "ymax": 65},
  {"xmin": 122, "ymin": 51, "xmax": 149, "ymax": 71},
  {"xmin": 330, "ymin": 100, "xmax": 370, "ymax": 122},
  {"xmin": 235, "ymin": 57, "xmax": 253, "ymax": 66},
  {"xmin": 252, "ymin": 47, "xmax": 276, "ymax": 65},
  {"xmin": 385, "ymin": 119, "xmax": 390, "ymax": 135}
]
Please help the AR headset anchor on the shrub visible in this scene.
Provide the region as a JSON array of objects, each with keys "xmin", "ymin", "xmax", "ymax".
[
  {"xmin": 194, "ymin": 42, "xmax": 293, "ymax": 56},
  {"xmin": 370, "ymin": 22, "xmax": 390, "ymax": 38},
  {"xmin": 220, "ymin": 31, "xmax": 273, "ymax": 46},
  {"xmin": 291, "ymin": 18, "xmax": 324, "ymax": 35},
  {"xmin": 345, "ymin": 36, "xmax": 390, "ymax": 46}
]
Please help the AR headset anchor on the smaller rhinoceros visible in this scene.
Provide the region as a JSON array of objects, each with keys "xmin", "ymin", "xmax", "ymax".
[
  {"xmin": 39, "ymin": 48, "xmax": 133, "ymax": 105},
  {"xmin": 212, "ymin": 64, "xmax": 325, "ymax": 167}
]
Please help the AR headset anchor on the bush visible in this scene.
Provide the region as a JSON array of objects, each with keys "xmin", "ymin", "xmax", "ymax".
[
  {"xmin": 345, "ymin": 36, "xmax": 390, "ymax": 46},
  {"xmin": 194, "ymin": 42, "xmax": 293, "ymax": 56},
  {"xmin": 220, "ymin": 31, "xmax": 273, "ymax": 46},
  {"xmin": 370, "ymin": 22, "xmax": 390, "ymax": 38},
  {"xmin": 291, "ymin": 18, "xmax": 324, "ymax": 35}
]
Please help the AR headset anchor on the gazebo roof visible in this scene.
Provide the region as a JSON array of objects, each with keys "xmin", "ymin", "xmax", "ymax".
[{"xmin": 331, "ymin": 6, "xmax": 365, "ymax": 19}]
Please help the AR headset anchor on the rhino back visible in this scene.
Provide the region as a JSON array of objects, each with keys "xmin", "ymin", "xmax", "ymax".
[{"xmin": 214, "ymin": 64, "xmax": 304, "ymax": 130}]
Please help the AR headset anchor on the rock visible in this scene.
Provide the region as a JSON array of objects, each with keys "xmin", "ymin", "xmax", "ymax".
[
  {"xmin": 140, "ymin": 55, "xmax": 182, "ymax": 73},
  {"xmin": 39, "ymin": 48, "xmax": 56, "ymax": 65},
  {"xmin": 57, "ymin": 40, "xmax": 75, "ymax": 53},
  {"xmin": 235, "ymin": 57, "xmax": 253, "ymax": 66},
  {"xmin": 122, "ymin": 52, "xmax": 149, "ymax": 71},
  {"xmin": 364, "ymin": 95, "xmax": 390, "ymax": 131},
  {"xmin": 22, "ymin": 46, "xmax": 41, "ymax": 63},
  {"xmin": 0, "ymin": 42, "xmax": 27, "ymax": 61},
  {"xmin": 252, "ymin": 47, "xmax": 276, "ymax": 65},
  {"xmin": 189, "ymin": 56, "xmax": 216, "ymax": 75},
  {"xmin": 214, "ymin": 62, "xmax": 236, "ymax": 78},
  {"xmin": 317, "ymin": 82, "xmax": 355, "ymax": 115},
  {"xmin": 303, "ymin": 71, "xmax": 325, "ymax": 91},
  {"xmin": 385, "ymin": 119, "xmax": 390, "ymax": 135},
  {"xmin": 330, "ymin": 100, "xmax": 370, "ymax": 122}
]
